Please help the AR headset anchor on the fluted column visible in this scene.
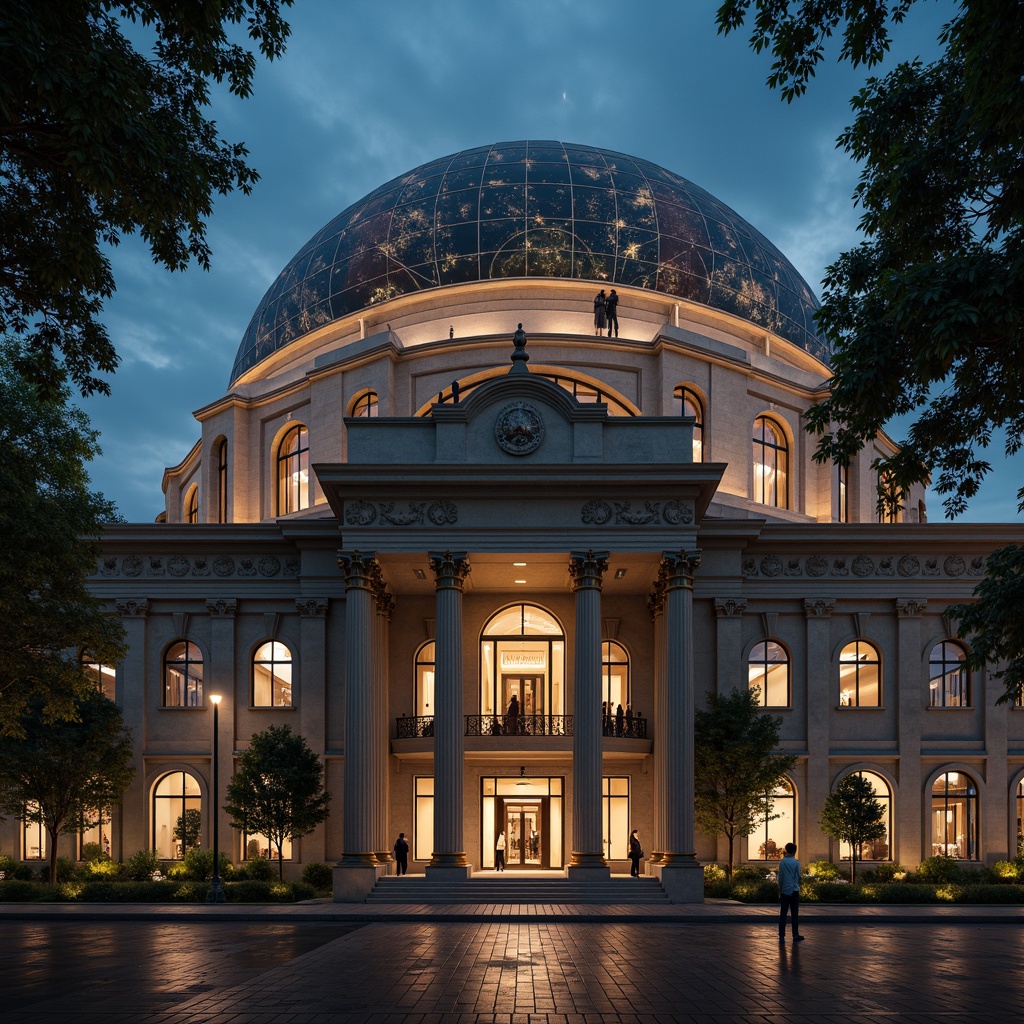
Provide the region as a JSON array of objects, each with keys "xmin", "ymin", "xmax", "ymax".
[
  {"xmin": 648, "ymin": 579, "xmax": 667, "ymax": 864},
  {"xmin": 115, "ymin": 598, "xmax": 150, "ymax": 859},
  {"xmin": 568, "ymin": 550, "xmax": 610, "ymax": 876},
  {"xmin": 656, "ymin": 549, "xmax": 703, "ymax": 902},
  {"xmin": 427, "ymin": 551, "xmax": 471, "ymax": 877},
  {"xmin": 371, "ymin": 567, "xmax": 394, "ymax": 865},
  {"xmin": 338, "ymin": 551, "xmax": 378, "ymax": 867}
]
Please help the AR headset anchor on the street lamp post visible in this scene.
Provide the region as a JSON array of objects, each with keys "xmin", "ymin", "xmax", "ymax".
[{"xmin": 208, "ymin": 693, "xmax": 225, "ymax": 903}]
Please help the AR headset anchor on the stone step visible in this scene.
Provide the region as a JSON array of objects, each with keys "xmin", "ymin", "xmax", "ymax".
[{"xmin": 367, "ymin": 875, "xmax": 672, "ymax": 904}]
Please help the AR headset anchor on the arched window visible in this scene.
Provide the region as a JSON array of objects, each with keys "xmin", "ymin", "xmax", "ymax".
[
  {"xmin": 839, "ymin": 640, "xmax": 882, "ymax": 707},
  {"xmin": 217, "ymin": 438, "xmax": 228, "ymax": 523},
  {"xmin": 929, "ymin": 641, "xmax": 969, "ymax": 707},
  {"xmin": 601, "ymin": 641, "xmax": 629, "ymax": 711},
  {"xmin": 480, "ymin": 604, "xmax": 565, "ymax": 720},
  {"xmin": 753, "ymin": 416, "xmax": 788, "ymax": 508},
  {"xmin": 252, "ymin": 641, "xmax": 293, "ymax": 707},
  {"xmin": 277, "ymin": 424, "xmax": 309, "ymax": 514},
  {"xmin": 351, "ymin": 390, "xmax": 379, "ymax": 417},
  {"xmin": 184, "ymin": 484, "xmax": 199, "ymax": 524},
  {"xmin": 837, "ymin": 771, "xmax": 892, "ymax": 861},
  {"xmin": 152, "ymin": 771, "xmax": 202, "ymax": 859},
  {"xmin": 931, "ymin": 771, "xmax": 978, "ymax": 859},
  {"xmin": 163, "ymin": 641, "xmax": 204, "ymax": 707},
  {"xmin": 415, "ymin": 641, "xmax": 435, "ymax": 717},
  {"xmin": 673, "ymin": 384, "xmax": 704, "ymax": 462},
  {"xmin": 747, "ymin": 778, "xmax": 796, "ymax": 860},
  {"xmin": 1015, "ymin": 780, "xmax": 1024, "ymax": 857},
  {"xmin": 748, "ymin": 640, "xmax": 790, "ymax": 707},
  {"xmin": 81, "ymin": 653, "xmax": 116, "ymax": 700}
]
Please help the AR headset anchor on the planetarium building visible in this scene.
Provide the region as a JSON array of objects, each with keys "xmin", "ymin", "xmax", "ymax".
[{"xmin": 41, "ymin": 141, "xmax": 1024, "ymax": 900}]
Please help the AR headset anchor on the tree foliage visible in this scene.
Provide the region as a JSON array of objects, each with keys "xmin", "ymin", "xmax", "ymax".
[
  {"xmin": 717, "ymin": 0, "xmax": 1024, "ymax": 700},
  {"xmin": 173, "ymin": 808, "xmax": 203, "ymax": 853},
  {"xmin": 694, "ymin": 687, "xmax": 798, "ymax": 877},
  {"xmin": 224, "ymin": 725, "xmax": 330, "ymax": 880},
  {"xmin": 0, "ymin": 689, "xmax": 135, "ymax": 884},
  {"xmin": 0, "ymin": 347, "xmax": 127, "ymax": 735},
  {"xmin": 0, "ymin": 0, "xmax": 293, "ymax": 395},
  {"xmin": 820, "ymin": 772, "xmax": 887, "ymax": 882}
]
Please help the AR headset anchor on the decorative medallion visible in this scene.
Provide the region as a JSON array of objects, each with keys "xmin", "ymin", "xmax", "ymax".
[
  {"xmin": 259, "ymin": 555, "xmax": 281, "ymax": 577},
  {"xmin": 191, "ymin": 557, "xmax": 210, "ymax": 576},
  {"xmin": 581, "ymin": 500, "xmax": 612, "ymax": 525},
  {"xmin": 167, "ymin": 555, "xmax": 189, "ymax": 577},
  {"xmin": 852, "ymin": 555, "xmax": 875, "ymax": 577},
  {"xmin": 213, "ymin": 556, "xmax": 235, "ymax": 577},
  {"xmin": 427, "ymin": 499, "xmax": 458, "ymax": 525},
  {"xmin": 380, "ymin": 501, "xmax": 426, "ymax": 526},
  {"xmin": 760, "ymin": 555, "xmax": 783, "ymax": 577},
  {"xmin": 345, "ymin": 500, "xmax": 377, "ymax": 526},
  {"xmin": 897, "ymin": 555, "xmax": 921, "ymax": 577},
  {"xmin": 943, "ymin": 555, "xmax": 966, "ymax": 577},
  {"xmin": 806, "ymin": 555, "xmax": 828, "ymax": 577},
  {"xmin": 121, "ymin": 555, "xmax": 143, "ymax": 577},
  {"xmin": 495, "ymin": 401, "xmax": 545, "ymax": 456},
  {"xmin": 663, "ymin": 500, "xmax": 694, "ymax": 526}
]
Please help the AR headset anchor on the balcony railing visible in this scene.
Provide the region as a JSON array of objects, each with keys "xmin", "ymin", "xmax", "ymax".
[{"xmin": 395, "ymin": 714, "xmax": 648, "ymax": 740}]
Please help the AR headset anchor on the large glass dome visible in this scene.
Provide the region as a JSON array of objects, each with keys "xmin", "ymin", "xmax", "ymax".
[{"xmin": 231, "ymin": 141, "xmax": 827, "ymax": 383}]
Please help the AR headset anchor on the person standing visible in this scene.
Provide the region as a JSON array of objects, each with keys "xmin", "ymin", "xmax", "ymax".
[
  {"xmin": 506, "ymin": 694, "xmax": 520, "ymax": 735},
  {"xmin": 628, "ymin": 828, "xmax": 643, "ymax": 876},
  {"xmin": 605, "ymin": 288, "xmax": 619, "ymax": 337},
  {"xmin": 778, "ymin": 842, "xmax": 805, "ymax": 941},
  {"xmin": 393, "ymin": 832, "xmax": 409, "ymax": 876},
  {"xmin": 594, "ymin": 289, "xmax": 607, "ymax": 336},
  {"xmin": 615, "ymin": 702, "xmax": 624, "ymax": 736},
  {"xmin": 495, "ymin": 830, "xmax": 506, "ymax": 871}
]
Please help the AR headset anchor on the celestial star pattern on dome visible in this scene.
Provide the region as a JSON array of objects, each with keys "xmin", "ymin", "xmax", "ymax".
[{"xmin": 230, "ymin": 141, "xmax": 827, "ymax": 383}]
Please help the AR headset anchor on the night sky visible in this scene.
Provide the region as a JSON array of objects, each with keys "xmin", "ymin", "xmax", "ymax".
[{"xmin": 79, "ymin": 0, "xmax": 1021, "ymax": 525}]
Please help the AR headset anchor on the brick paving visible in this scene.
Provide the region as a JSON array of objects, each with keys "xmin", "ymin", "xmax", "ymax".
[{"xmin": 1, "ymin": 916, "xmax": 1019, "ymax": 1023}]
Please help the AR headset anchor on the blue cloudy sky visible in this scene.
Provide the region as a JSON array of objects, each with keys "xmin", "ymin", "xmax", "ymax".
[{"xmin": 80, "ymin": 0, "xmax": 1021, "ymax": 524}]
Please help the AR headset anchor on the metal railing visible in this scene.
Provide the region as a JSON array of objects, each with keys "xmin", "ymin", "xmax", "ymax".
[{"xmin": 394, "ymin": 714, "xmax": 648, "ymax": 739}]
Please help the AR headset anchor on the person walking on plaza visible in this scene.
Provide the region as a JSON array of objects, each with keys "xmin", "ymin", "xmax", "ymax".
[
  {"xmin": 393, "ymin": 832, "xmax": 409, "ymax": 876},
  {"xmin": 778, "ymin": 842, "xmax": 805, "ymax": 941},
  {"xmin": 495, "ymin": 830, "xmax": 506, "ymax": 871},
  {"xmin": 628, "ymin": 828, "xmax": 643, "ymax": 876},
  {"xmin": 605, "ymin": 288, "xmax": 619, "ymax": 337},
  {"xmin": 594, "ymin": 289, "xmax": 607, "ymax": 336}
]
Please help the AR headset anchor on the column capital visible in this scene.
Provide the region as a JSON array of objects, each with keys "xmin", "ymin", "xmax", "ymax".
[
  {"xmin": 713, "ymin": 597, "xmax": 747, "ymax": 618},
  {"xmin": 369, "ymin": 562, "xmax": 396, "ymax": 618},
  {"xmin": 804, "ymin": 598, "xmax": 835, "ymax": 619},
  {"xmin": 206, "ymin": 598, "xmax": 237, "ymax": 618},
  {"xmin": 568, "ymin": 550, "xmax": 609, "ymax": 591},
  {"xmin": 660, "ymin": 550, "xmax": 701, "ymax": 589},
  {"xmin": 339, "ymin": 550, "xmax": 378, "ymax": 591},
  {"xmin": 428, "ymin": 550, "xmax": 471, "ymax": 590},
  {"xmin": 115, "ymin": 598, "xmax": 150, "ymax": 618}
]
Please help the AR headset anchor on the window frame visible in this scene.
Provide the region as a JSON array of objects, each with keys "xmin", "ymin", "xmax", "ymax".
[
  {"xmin": 350, "ymin": 390, "xmax": 379, "ymax": 417},
  {"xmin": 217, "ymin": 438, "xmax": 228, "ymax": 523},
  {"xmin": 929, "ymin": 640, "xmax": 970, "ymax": 708},
  {"xmin": 747, "ymin": 778, "xmax": 796, "ymax": 861},
  {"xmin": 163, "ymin": 640, "xmax": 204, "ymax": 708},
  {"xmin": 184, "ymin": 483, "xmax": 199, "ymax": 524},
  {"xmin": 931, "ymin": 770, "xmax": 978, "ymax": 860},
  {"xmin": 836, "ymin": 770, "xmax": 892, "ymax": 861},
  {"xmin": 152, "ymin": 770, "xmax": 202, "ymax": 860},
  {"xmin": 752, "ymin": 415, "xmax": 789, "ymax": 509},
  {"xmin": 251, "ymin": 640, "xmax": 294, "ymax": 708},
  {"xmin": 748, "ymin": 639, "xmax": 791, "ymax": 707},
  {"xmin": 838, "ymin": 639, "xmax": 882, "ymax": 707},
  {"xmin": 673, "ymin": 384, "xmax": 704, "ymax": 462},
  {"xmin": 276, "ymin": 423, "xmax": 310, "ymax": 515}
]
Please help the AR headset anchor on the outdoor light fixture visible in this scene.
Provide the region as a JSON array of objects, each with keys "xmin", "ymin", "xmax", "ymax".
[{"xmin": 208, "ymin": 693, "xmax": 225, "ymax": 903}]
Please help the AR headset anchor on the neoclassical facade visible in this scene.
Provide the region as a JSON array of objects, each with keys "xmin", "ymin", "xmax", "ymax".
[{"xmin": 11, "ymin": 142, "xmax": 1022, "ymax": 900}]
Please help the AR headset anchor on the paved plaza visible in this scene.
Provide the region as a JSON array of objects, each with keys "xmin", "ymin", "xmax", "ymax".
[{"xmin": 1, "ymin": 914, "xmax": 1020, "ymax": 1023}]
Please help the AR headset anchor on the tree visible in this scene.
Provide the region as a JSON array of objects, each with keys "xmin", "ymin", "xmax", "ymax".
[
  {"xmin": 694, "ymin": 687, "xmax": 798, "ymax": 877},
  {"xmin": 173, "ymin": 808, "xmax": 202, "ymax": 854},
  {"xmin": 0, "ymin": 689, "xmax": 134, "ymax": 883},
  {"xmin": 224, "ymin": 725, "xmax": 330, "ymax": 880},
  {"xmin": 0, "ymin": 0, "xmax": 293, "ymax": 396},
  {"xmin": 0, "ymin": 346, "xmax": 127, "ymax": 736},
  {"xmin": 715, "ymin": 0, "xmax": 1024, "ymax": 702},
  {"xmin": 820, "ymin": 773, "xmax": 887, "ymax": 883}
]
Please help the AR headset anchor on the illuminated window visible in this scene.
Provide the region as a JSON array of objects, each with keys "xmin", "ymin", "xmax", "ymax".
[
  {"xmin": 877, "ymin": 469, "xmax": 902, "ymax": 523},
  {"xmin": 277, "ymin": 424, "xmax": 309, "ymax": 514},
  {"xmin": 243, "ymin": 831, "xmax": 292, "ymax": 861},
  {"xmin": 602, "ymin": 776, "xmax": 630, "ymax": 860},
  {"xmin": 163, "ymin": 640, "xmax": 204, "ymax": 707},
  {"xmin": 747, "ymin": 779, "xmax": 796, "ymax": 860},
  {"xmin": 1015, "ymin": 780, "xmax": 1024, "ymax": 857},
  {"xmin": 673, "ymin": 385, "xmax": 704, "ymax": 462},
  {"xmin": 415, "ymin": 641, "xmax": 435, "ymax": 717},
  {"xmin": 414, "ymin": 776, "xmax": 434, "ymax": 862},
  {"xmin": 81, "ymin": 654, "xmax": 116, "ymax": 700},
  {"xmin": 184, "ymin": 484, "xmax": 199, "ymax": 524},
  {"xmin": 217, "ymin": 439, "xmax": 228, "ymax": 523},
  {"xmin": 839, "ymin": 640, "xmax": 881, "ymax": 707},
  {"xmin": 837, "ymin": 771, "xmax": 892, "ymax": 861},
  {"xmin": 252, "ymin": 641, "xmax": 293, "ymax": 707},
  {"xmin": 837, "ymin": 463, "xmax": 849, "ymax": 522},
  {"xmin": 351, "ymin": 391, "xmax": 379, "ymax": 417},
  {"xmin": 748, "ymin": 640, "xmax": 790, "ymax": 707},
  {"xmin": 23, "ymin": 802, "xmax": 46, "ymax": 860},
  {"xmin": 152, "ymin": 771, "xmax": 202, "ymax": 859},
  {"xmin": 929, "ymin": 641, "xmax": 969, "ymax": 707},
  {"xmin": 753, "ymin": 416, "xmax": 788, "ymax": 508},
  {"xmin": 931, "ymin": 771, "xmax": 977, "ymax": 860},
  {"xmin": 80, "ymin": 808, "xmax": 113, "ymax": 860},
  {"xmin": 601, "ymin": 641, "xmax": 629, "ymax": 711}
]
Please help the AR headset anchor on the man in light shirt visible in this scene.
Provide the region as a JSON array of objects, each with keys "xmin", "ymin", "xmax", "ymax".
[{"xmin": 778, "ymin": 842, "xmax": 805, "ymax": 942}]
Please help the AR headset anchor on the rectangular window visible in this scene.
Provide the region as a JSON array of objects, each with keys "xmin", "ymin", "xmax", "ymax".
[
  {"xmin": 244, "ymin": 831, "xmax": 293, "ymax": 860},
  {"xmin": 414, "ymin": 776, "xmax": 434, "ymax": 863},
  {"xmin": 23, "ymin": 803, "xmax": 46, "ymax": 860},
  {"xmin": 602, "ymin": 776, "xmax": 630, "ymax": 861}
]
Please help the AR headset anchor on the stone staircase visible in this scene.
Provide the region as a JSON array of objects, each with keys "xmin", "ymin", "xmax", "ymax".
[{"xmin": 366, "ymin": 874, "xmax": 671, "ymax": 904}]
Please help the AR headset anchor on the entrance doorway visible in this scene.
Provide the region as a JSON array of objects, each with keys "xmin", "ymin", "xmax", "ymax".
[
  {"xmin": 503, "ymin": 801, "xmax": 543, "ymax": 867},
  {"xmin": 503, "ymin": 674, "xmax": 542, "ymax": 718}
]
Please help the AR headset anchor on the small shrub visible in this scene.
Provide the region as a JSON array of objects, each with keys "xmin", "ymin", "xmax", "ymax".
[
  {"xmin": 805, "ymin": 860, "xmax": 841, "ymax": 880},
  {"xmin": 872, "ymin": 862, "xmax": 905, "ymax": 882},
  {"xmin": 80, "ymin": 843, "xmax": 110, "ymax": 864},
  {"xmin": 87, "ymin": 859, "xmax": 120, "ymax": 878},
  {"xmin": 915, "ymin": 855, "xmax": 960, "ymax": 884},
  {"xmin": 861, "ymin": 882, "xmax": 938, "ymax": 903},
  {"xmin": 245, "ymin": 857, "xmax": 274, "ymax": 881},
  {"xmin": 227, "ymin": 880, "xmax": 275, "ymax": 902},
  {"xmin": 0, "ymin": 854, "xmax": 17, "ymax": 877},
  {"xmin": 302, "ymin": 861, "xmax": 333, "ymax": 890},
  {"xmin": 703, "ymin": 863, "xmax": 727, "ymax": 883},
  {"xmin": 55, "ymin": 857, "xmax": 82, "ymax": 882},
  {"xmin": 0, "ymin": 879, "xmax": 39, "ymax": 901},
  {"xmin": 731, "ymin": 878, "xmax": 779, "ymax": 903},
  {"xmin": 732, "ymin": 865, "xmax": 770, "ymax": 882},
  {"xmin": 957, "ymin": 884, "xmax": 1024, "ymax": 904},
  {"xmin": 289, "ymin": 882, "xmax": 317, "ymax": 901},
  {"xmin": 79, "ymin": 881, "xmax": 122, "ymax": 902},
  {"xmin": 704, "ymin": 876, "xmax": 734, "ymax": 899},
  {"xmin": 12, "ymin": 864, "xmax": 34, "ymax": 881},
  {"xmin": 171, "ymin": 880, "xmax": 210, "ymax": 902},
  {"xmin": 804, "ymin": 880, "xmax": 852, "ymax": 903},
  {"xmin": 122, "ymin": 849, "xmax": 161, "ymax": 881}
]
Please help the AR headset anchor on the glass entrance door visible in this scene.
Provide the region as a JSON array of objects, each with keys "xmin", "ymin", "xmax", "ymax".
[
  {"xmin": 503, "ymin": 801, "xmax": 543, "ymax": 867},
  {"xmin": 502, "ymin": 674, "xmax": 542, "ymax": 717}
]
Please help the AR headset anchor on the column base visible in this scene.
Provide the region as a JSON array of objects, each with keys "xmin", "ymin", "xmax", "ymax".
[
  {"xmin": 425, "ymin": 863, "xmax": 472, "ymax": 882},
  {"xmin": 652, "ymin": 858, "xmax": 704, "ymax": 903},
  {"xmin": 567, "ymin": 852, "xmax": 610, "ymax": 879},
  {"xmin": 332, "ymin": 862, "xmax": 385, "ymax": 902}
]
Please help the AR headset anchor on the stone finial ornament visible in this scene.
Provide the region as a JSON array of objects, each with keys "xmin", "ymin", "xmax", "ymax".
[{"xmin": 509, "ymin": 323, "xmax": 529, "ymax": 373}]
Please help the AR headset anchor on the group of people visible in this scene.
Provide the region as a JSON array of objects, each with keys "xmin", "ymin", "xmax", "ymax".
[
  {"xmin": 593, "ymin": 288, "xmax": 620, "ymax": 337},
  {"xmin": 602, "ymin": 701, "xmax": 641, "ymax": 736}
]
